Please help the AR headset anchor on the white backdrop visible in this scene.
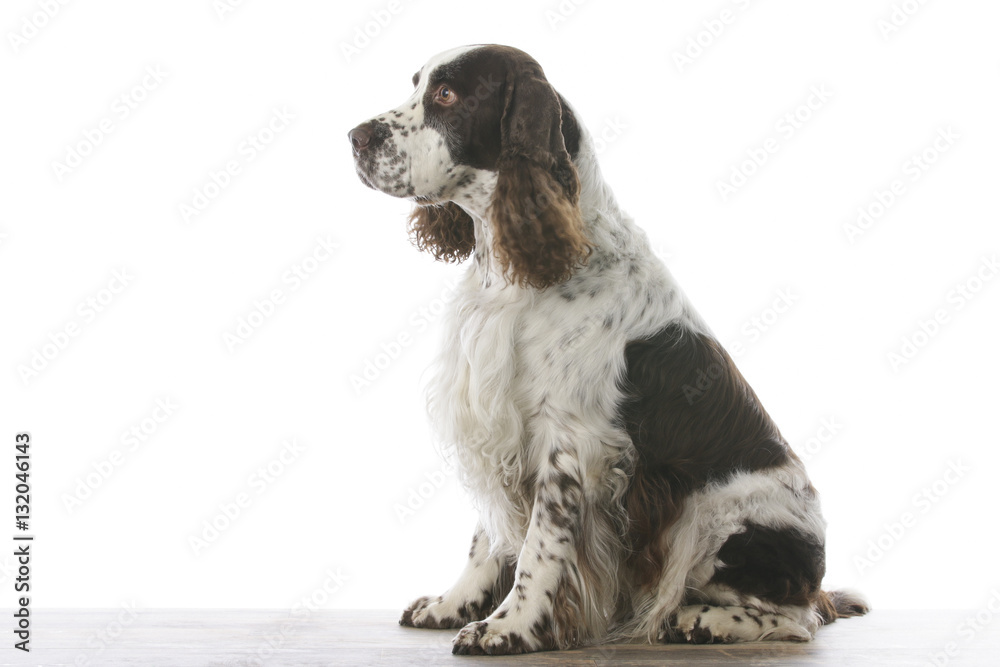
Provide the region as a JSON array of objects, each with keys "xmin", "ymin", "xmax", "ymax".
[{"xmin": 1, "ymin": 0, "xmax": 998, "ymax": 614}]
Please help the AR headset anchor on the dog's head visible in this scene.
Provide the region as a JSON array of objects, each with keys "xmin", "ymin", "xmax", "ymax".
[{"xmin": 348, "ymin": 45, "xmax": 590, "ymax": 288}]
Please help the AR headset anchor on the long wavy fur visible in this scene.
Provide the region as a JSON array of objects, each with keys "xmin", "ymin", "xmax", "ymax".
[
  {"xmin": 407, "ymin": 201, "xmax": 476, "ymax": 263},
  {"xmin": 490, "ymin": 155, "xmax": 591, "ymax": 289}
]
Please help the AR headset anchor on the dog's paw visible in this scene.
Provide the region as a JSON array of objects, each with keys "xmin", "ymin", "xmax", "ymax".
[
  {"xmin": 400, "ymin": 593, "xmax": 491, "ymax": 629},
  {"xmin": 400, "ymin": 595, "xmax": 433, "ymax": 626},
  {"xmin": 668, "ymin": 605, "xmax": 812, "ymax": 644},
  {"xmin": 452, "ymin": 620, "xmax": 532, "ymax": 656}
]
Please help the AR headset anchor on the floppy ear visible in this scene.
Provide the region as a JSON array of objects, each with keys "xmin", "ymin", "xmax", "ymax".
[
  {"xmin": 407, "ymin": 202, "xmax": 476, "ymax": 263},
  {"xmin": 489, "ymin": 62, "xmax": 591, "ymax": 289}
]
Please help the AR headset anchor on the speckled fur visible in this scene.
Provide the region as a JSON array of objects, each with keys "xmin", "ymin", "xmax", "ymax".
[{"xmin": 350, "ymin": 45, "xmax": 867, "ymax": 655}]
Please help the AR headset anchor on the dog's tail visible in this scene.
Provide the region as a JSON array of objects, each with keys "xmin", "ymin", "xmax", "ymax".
[{"xmin": 816, "ymin": 589, "xmax": 870, "ymax": 625}]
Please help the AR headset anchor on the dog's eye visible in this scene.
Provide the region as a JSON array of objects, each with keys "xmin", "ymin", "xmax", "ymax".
[{"xmin": 435, "ymin": 85, "xmax": 457, "ymax": 106}]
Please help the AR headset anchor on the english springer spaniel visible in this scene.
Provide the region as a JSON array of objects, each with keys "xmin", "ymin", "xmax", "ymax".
[{"xmin": 348, "ymin": 44, "xmax": 867, "ymax": 655}]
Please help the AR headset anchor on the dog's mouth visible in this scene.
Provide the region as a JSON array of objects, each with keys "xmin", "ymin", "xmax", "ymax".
[
  {"xmin": 353, "ymin": 160, "xmax": 378, "ymax": 191},
  {"xmin": 352, "ymin": 149, "xmax": 394, "ymax": 193},
  {"xmin": 353, "ymin": 148, "xmax": 416, "ymax": 199}
]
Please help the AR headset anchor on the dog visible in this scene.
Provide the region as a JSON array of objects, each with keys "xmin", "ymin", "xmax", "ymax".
[{"xmin": 348, "ymin": 44, "xmax": 867, "ymax": 655}]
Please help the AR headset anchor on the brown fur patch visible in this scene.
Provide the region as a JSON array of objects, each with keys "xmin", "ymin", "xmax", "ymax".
[
  {"xmin": 490, "ymin": 158, "xmax": 590, "ymax": 289},
  {"xmin": 407, "ymin": 201, "xmax": 475, "ymax": 263},
  {"xmin": 486, "ymin": 50, "xmax": 590, "ymax": 289},
  {"xmin": 618, "ymin": 323, "xmax": 792, "ymax": 590}
]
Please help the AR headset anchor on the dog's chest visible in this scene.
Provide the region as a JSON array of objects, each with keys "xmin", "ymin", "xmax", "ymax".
[{"xmin": 437, "ymin": 279, "xmax": 623, "ymax": 434}]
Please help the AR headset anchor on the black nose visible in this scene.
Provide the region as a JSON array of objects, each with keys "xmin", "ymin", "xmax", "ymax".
[{"xmin": 349, "ymin": 123, "xmax": 373, "ymax": 153}]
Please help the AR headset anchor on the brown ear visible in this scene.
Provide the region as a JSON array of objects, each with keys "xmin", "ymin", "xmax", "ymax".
[
  {"xmin": 489, "ymin": 60, "xmax": 590, "ymax": 289},
  {"xmin": 407, "ymin": 202, "xmax": 476, "ymax": 263}
]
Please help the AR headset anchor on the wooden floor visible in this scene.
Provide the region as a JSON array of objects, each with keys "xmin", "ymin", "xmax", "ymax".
[{"xmin": 7, "ymin": 609, "xmax": 998, "ymax": 666}]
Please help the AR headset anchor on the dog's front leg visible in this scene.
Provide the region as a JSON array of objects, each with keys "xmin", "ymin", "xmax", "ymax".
[{"xmin": 452, "ymin": 447, "xmax": 592, "ymax": 655}]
